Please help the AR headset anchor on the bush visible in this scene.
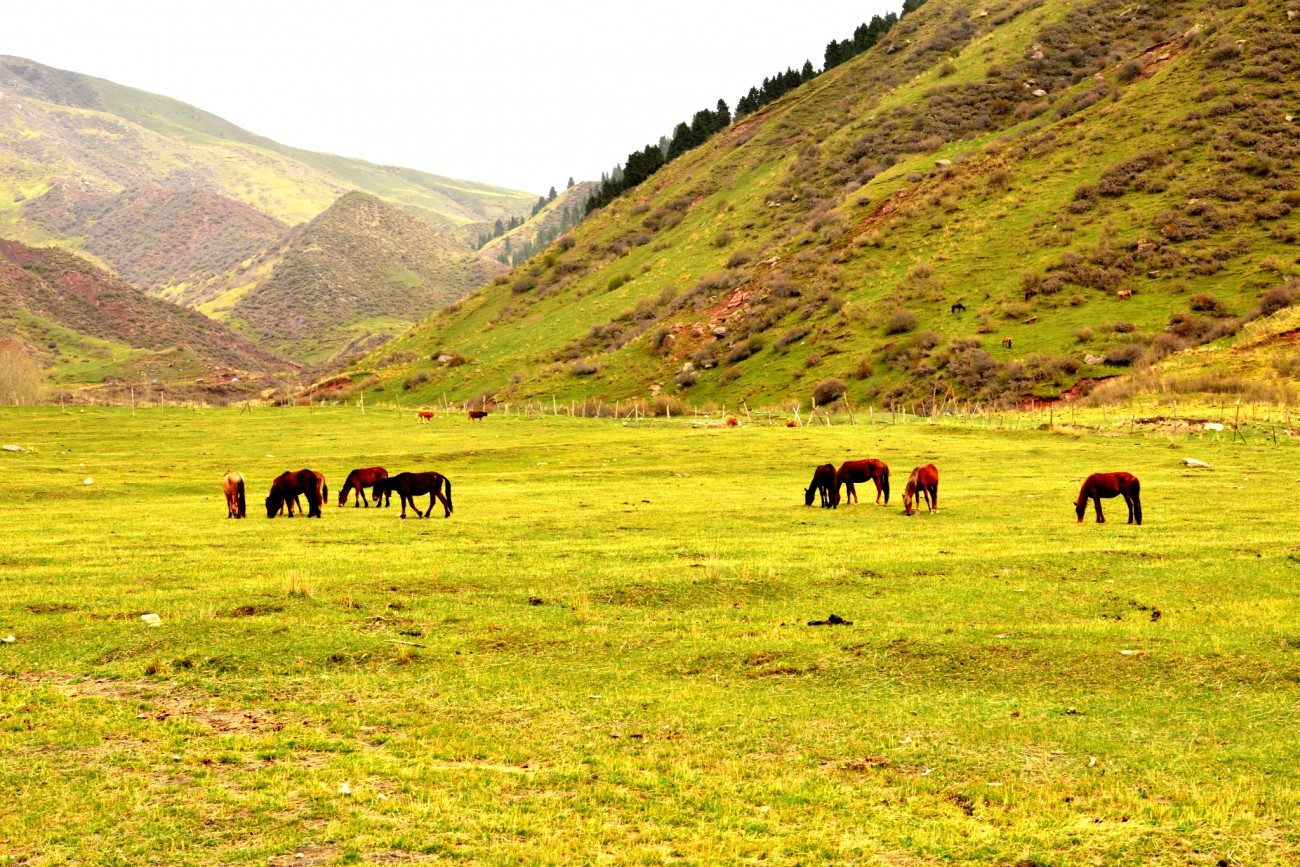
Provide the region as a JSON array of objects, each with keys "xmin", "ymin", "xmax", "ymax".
[
  {"xmin": 1116, "ymin": 59, "xmax": 1143, "ymax": 82},
  {"xmin": 1189, "ymin": 293, "xmax": 1228, "ymax": 316},
  {"xmin": 513, "ymin": 276, "xmax": 538, "ymax": 294},
  {"xmin": 885, "ymin": 309, "xmax": 918, "ymax": 334},
  {"xmin": 570, "ymin": 359, "xmax": 598, "ymax": 376},
  {"xmin": 1254, "ymin": 282, "xmax": 1300, "ymax": 318},
  {"xmin": 607, "ymin": 274, "xmax": 632, "ymax": 291},
  {"xmin": 1074, "ymin": 326, "xmax": 1094, "ymax": 343},
  {"xmin": 724, "ymin": 336, "xmax": 765, "ymax": 365},
  {"xmin": 1103, "ymin": 344, "xmax": 1145, "ymax": 366},
  {"xmin": 774, "ymin": 327, "xmax": 810, "ymax": 351},
  {"xmin": 402, "ymin": 370, "xmax": 430, "ymax": 390},
  {"xmin": 812, "ymin": 378, "xmax": 847, "ymax": 406}
]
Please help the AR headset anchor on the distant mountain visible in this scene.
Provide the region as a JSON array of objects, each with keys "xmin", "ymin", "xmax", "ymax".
[
  {"xmin": 209, "ymin": 192, "xmax": 506, "ymax": 362},
  {"xmin": 0, "ymin": 56, "xmax": 543, "ymax": 366},
  {"xmin": 0, "ymin": 237, "xmax": 286, "ymax": 385},
  {"xmin": 364, "ymin": 0, "xmax": 1300, "ymax": 409}
]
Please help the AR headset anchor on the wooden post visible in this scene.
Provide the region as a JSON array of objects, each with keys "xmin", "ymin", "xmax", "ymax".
[
  {"xmin": 130, "ymin": 387, "xmax": 135, "ymax": 417},
  {"xmin": 844, "ymin": 394, "xmax": 857, "ymax": 425}
]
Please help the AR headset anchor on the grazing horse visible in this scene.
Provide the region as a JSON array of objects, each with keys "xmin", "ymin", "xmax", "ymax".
[
  {"xmin": 266, "ymin": 469, "xmax": 326, "ymax": 519},
  {"xmin": 339, "ymin": 467, "xmax": 388, "ymax": 508},
  {"xmin": 836, "ymin": 459, "xmax": 890, "ymax": 505},
  {"xmin": 804, "ymin": 464, "xmax": 838, "ymax": 508},
  {"xmin": 1001, "ymin": 336, "xmax": 1013, "ymax": 349},
  {"xmin": 1074, "ymin": 472, "xmax": 1142, "ymax": 525},
  {"xmin": 467, "ymin": 410, "xmax": 488, "ymax": 421},
  {"xmin": 374, "ymin": 471, "xmax": 453, "ymax": 519},
  {"xmin": 903, "ymin": 464, "xmax": 939, "ymax": 515},
  {"xmin": 1117, "ymin": 289, "xmax": 1133, "ymax": 300},
  {"xmin": 417, "ymin": 411, "xmax": 434, "ymax": 423},
  {"xmin": 950, "ymin": 302, "xmax": 966, "ymax": 313},
  {"xmin": 222, "ymin": 471, "xmax": 246, "ymax": 519}
]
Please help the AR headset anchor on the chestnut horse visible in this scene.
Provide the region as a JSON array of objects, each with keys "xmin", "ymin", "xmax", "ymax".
[
  {"xmin": 373, "ymin": 471, "xmax": 453, "ymax": 519},
  {"xmin": 339, "ymin": 467, "xmax": 388, "ymax": 508},
  {"xmin": 417, "ymin": 411, "xmax": 434, "ymax": 423},
  {"xmin": 804, "ymin": 464, "xmax": 838, "ymax": 508},
  {"xmin": 1074, "ymin": 472, "xmax": 1141, "ymax": 525},
  {"xmin": 903, "ymin": 464, "xmax": 939, "ymax": 515},
  {"xmin": 836, "ymin": 459, "xmax": 890, "ymax": 505},
  {"xmin": 222, "ymin": 471, "xmax": 246, "ymax": 519},
  {"xmin": 266, "ymin": 469, "xmax": 327, "ymax": 518}
]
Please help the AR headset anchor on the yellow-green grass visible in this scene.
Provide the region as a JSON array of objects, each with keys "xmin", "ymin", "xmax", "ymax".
[{"xmin": 1, "ymin": 407, "xmax": 1297, "ymax": 865}]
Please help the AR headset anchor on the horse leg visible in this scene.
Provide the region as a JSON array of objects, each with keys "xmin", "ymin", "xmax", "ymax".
[
  {"xmin": 398, "ymin": 493, "xmax": 409, "ymax": 518},
  {"xmin": 436, "ymin": 484, "xmax": 452, "ymax": 517},
  {"xmin": 874, "ymin": 479, "xmax": 884, "ymax": 505},
  {"xmin": 1093, "ymin": 496, "xmax": 1105, "ymax": 523},
  {"xmin": 1124, "ymin": 492, "xmax": 1135, "ymax": 524},
  {"xmin": 929, "ymin": 484, "xmax": 938, "ymax": 513}
]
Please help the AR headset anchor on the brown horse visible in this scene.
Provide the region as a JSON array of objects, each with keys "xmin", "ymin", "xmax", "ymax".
[
  {"xmin": 1074, "ymin": 472, "xmax": 1141, "ymax": 525},
  {"xmin": 373, "ymin": 471, "xmax": 453, "ymax": 518},
  {"xmin": 222, "ymin": 471, "xmax": 246, "ymax": 519},
  {"xmin": 417, "ymin": 411, "xmax": 434, "ymax": 423},
  {"xmin": 903, "ymin": 464, "xmax": 939, "ymax": 515},
  {"xmin": 266, "ymin": 469, "xmax": 326, "ymax": 518},
  {"xmin": 339, "ymin": 467, "xmax": 388, "ymax": 508},
  {"xmin": 804, "ymin": 464, "xmax": 838, "ymax": 508},
  {"xmin": 836, "ymin": 459, "xmax": 890, "ymax": 505},
  {"xmin": 467, "ymin": 410, "xmax": 488, "ymax": 421}
]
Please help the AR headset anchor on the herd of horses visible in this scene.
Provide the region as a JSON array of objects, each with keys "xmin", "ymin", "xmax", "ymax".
[
  {"xmin": 221, "ymin": 466, "xmax": 453, "ymax": 520},
  {"xmin": 804, "ymin": 461, "xmax": 1142, "ymax": 524}
]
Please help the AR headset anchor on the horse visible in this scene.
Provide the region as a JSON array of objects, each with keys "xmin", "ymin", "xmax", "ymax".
[
  {"xmin": 903, "ymin": 464, "xmax": 939, "ymax": 515},
  {"xmin": 417, "ymin": 411, "xmax": 434, "ymax": 423},
  {"xmin": 836, "ymin": 459, "xmax": 890, "ymax": 505},
  {"xmin": 1074, "ymin": 472, "xmax": 1141, "ymax": 525},
  {"xmin": 1001, "ymin": 336, "xmax": 1013, "ymax": 349},
  {"xmin": 338, "ymin": 467, "xmax": 388, "ymax": 508},
  {"xmin": 467, "ymin": 410, "xmax": 488, "ymax": 421},
  {"xmin": 1117, "ymin": 289, "xmax": 1133, "ymax": 300},
  {"xmin": 222, "ymin": 471, "xmax": 246, "ymax": 519},
  {"xmin": 373, "ymin": 471, "xmax": 453, "ymax": 518},
  {"xmin": 804, "ymin": 464, "xmax": 838, "ymax": 508},
  {"xmin": 266, "ymin": 469, "xmax": 326, "ymax": 519},
  {"xmin": 950, "ymin": 302, "xmax": 966, "ymax": 313}
]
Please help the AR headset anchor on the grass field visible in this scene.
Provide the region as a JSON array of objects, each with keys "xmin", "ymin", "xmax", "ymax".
[{"xmin": 1, "ymin": 407, "xmax": 1298, "ymax": 865}]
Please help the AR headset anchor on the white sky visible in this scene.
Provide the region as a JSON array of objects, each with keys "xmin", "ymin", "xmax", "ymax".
[{"xmin": 2, "ymin": 1, "xmax": 900, "ymax": 195}]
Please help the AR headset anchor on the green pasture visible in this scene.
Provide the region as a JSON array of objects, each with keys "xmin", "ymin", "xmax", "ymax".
[{"xmin": 0, "ymin": 407, "xmax": 1297, "ymax": 865}]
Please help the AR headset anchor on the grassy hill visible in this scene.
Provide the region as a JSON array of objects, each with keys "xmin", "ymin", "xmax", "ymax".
[
  {"xmin": 211, "ymin": 192, "xmax": 505, "ymax": 363},
  {"xmin": 362, "ymin": 0, "xmax": 1299, "ymax": 410},
  {"xmin": 0, "ymin": 237, "xmax": 286, "ymax": 388}
]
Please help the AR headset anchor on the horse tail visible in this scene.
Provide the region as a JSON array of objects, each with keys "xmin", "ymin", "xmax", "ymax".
[
  {"xmin": 236, "ymin": 479, "xmax": 246, "ymax": 518},
  {"xmin": 444, "ymin": 475, "xmax": 453, "ymax": 514},
  {"xmin": 881, "ymin": 467, "xmax": 890, "ymax": 504},
  {"xmin": 1131, "ymin": 477, "xmax": 1142, "ymax": 525}
]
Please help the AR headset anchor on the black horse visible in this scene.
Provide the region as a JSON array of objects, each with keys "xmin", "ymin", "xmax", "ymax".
[
  {"xmin": 373, "ymin": 471, "xmax": 453, "ymax": 518},
  {"xmin": 804, "ymin": 464, "xmax": 838, "ymax": 508}
]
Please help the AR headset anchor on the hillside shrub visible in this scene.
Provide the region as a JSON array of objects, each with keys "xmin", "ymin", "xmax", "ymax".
[
  {"xmin": 570, "ymin": 359, "xmax": 598, "ymax": 376},
  {"xmin": 402, "ymin": 371, "xmax": 430, "ymax": 390},
  {"xmin": 774, "ymin": 327, "xmax": 810, "ymax": 352},
  {"xmin": 812, "ymin": 377, "xmax": 847, "ymax": 406},
  {"xmin": 513, "ymin": 276, "xmax": 538, "ymax": 293},
  {"xmin": 885, "ymin": 309, "xmax": 918, "ymax": 334},
  {"xmin": 724, "ymin": 337, "xmax": 765, "ymax": 366},
  {"xmin": 691, "ymin": 345, "xmax": 718, "ymax": 369},
  {"xmin": 1103, "ymin": 343, "xmax": 1145, "ymax": 366},
  {"xmin": 607, "ymin": 274, "xmax": 632, "ymax": 291},
  {"xmin": 1251, "ymin": 281, "xmax": 1300, "ymax": 319},
  {"xmin": 1189, "ymin": 293, "xmax": 1228, "ymax": 316}
]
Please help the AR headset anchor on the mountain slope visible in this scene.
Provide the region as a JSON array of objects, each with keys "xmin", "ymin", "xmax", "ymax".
[
  {"xmin": 215, "ymin": 192, "xmax": 504, "ymax": 362},
  {"xmin": 0, "ymin": 237, "xmax": 286, "ymax": 385},
  {"xmin": 362, "ymin": 0, "xmax": 1299, "ymax": 409}
]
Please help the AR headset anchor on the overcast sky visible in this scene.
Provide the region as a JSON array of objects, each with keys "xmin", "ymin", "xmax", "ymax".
[{"xmin": 2, "ymin": 1, "xmax": 900, "ymax": 195}]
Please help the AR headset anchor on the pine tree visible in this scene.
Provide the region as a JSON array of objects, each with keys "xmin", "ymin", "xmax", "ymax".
[
  {"xmin": 567, "ymin": 177, "xmax": 575, "ymax": 189},
  {"xmin": 715, "ymin": 98, "xmax": 731, "ymax": 127},
  {"xmin": 548, "ymin": 186, "xmax": 557, "ymax": 202}
]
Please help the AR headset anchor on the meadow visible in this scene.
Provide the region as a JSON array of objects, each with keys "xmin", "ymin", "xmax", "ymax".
[{"xmin": 0, "ymin": 406, "xmax": 1297, "ymax": 866}]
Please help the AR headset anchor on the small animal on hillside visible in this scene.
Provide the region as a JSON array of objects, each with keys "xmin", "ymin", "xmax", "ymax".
[
  {"xmin": 467, "ymin": 409, "xmax": 488, "ymax": 421},
  {"xmin": 836, "ymin": 458, "xmax": 890, "ymax": 506},
  {"xmin": 1001, "ymin": 336, "xmax": 1013, "ymax": 349},
  {"xmin": 950, "ymin": 302, "xmax": 966, "ymax": 313},
  {"xmin": 374, "ymin": 471, "xmax": 453, "ymax": 519},
  {"xmin": 417, "ymin": 411, "xmax": 434, "ymax": 423},
  {"xmin": 266, "ymin": 469, "xmax": 326, "ymax": 519},
  {"xmin": 786, "ymin": 419, "xmax": 798, "ymax": 428},
  {"xmin": 725, "ymin": 417, "xmax": 739, "ymax": 427},
  {"xmin": 1074, "ymin": 472, "xmax": 1142, "ymax": 525},
  {"xmin": 222, "ymin": 471, "xmax": 246, "ymax": 519},
  {"xmin": 1117, "ymin": 289, "xmax": 1133, "ymax": 300},
  {"xmin": 804, "ymin": 464, "xmax": 839, "ymax": 509},
  {"xmin": 1024, "ymin": 287, "xmax": 1038, "ymax": 301},
  {"xmin": 903, "ymin": 464, "xmax": 939, "ymax": 516},
  {"xmin": 338, "ymin": 467, "xmax": 388, "ymax": 508}
]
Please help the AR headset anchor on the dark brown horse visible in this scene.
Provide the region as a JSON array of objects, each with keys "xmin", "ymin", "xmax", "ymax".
[
  {"xmin": 903, "ymin": 464, "xmax": 939, "ymax": 515},
  {"xmin": 804, "ymin": 464, "xmax": 838, "ymax": 508},
  {"xmin": 1075, "ymin": 472, "xmax": 1141, "ymax": 525},
  {"xmin": 222, "ymin": 471, "xmax": 246, "ymax": 519},
  {"xmin": 836, "ymin": 459, "xmax": 890, "ymax": 505},
  {"xmin": 467, "ymin": 410, "xmax": 488, "ymax": 421},
  {"xmin": 373, "ymin": 471, "xmax": 453, "ymax": 518},
  {"xmin": 338, "ymin": 467, "xmax": 388, "ymax": 508},
  {"xmin": 266, "ymin": 469, "xmax": 326, "ymax": 518}
]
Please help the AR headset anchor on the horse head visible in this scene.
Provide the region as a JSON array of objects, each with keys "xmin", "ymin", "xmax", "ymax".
[
  {"xmin": 804, "ymin": 486, "xmax": 815, "ymax": 507},
  {"xmin": 265, "ymin": 494, "xmax": 280, "ymax": 519}
]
